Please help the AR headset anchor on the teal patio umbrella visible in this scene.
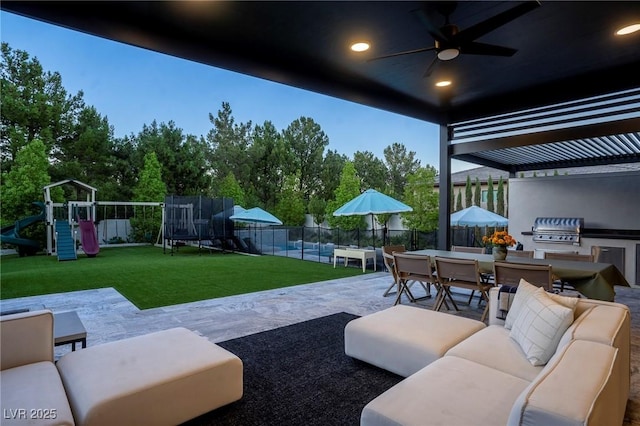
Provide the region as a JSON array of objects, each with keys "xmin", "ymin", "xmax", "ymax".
[
  {"xmin": 450, "ymin": 206, "xmax": 508, "ymax": 227},
  {"xmin": 333, "ymin": 189, "xmax": 413, "ymax": 246}
]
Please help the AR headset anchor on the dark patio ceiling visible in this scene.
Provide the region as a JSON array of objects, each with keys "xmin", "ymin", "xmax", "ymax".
[{"xmin": 2, "ymin": 1, "xmax": 640, "ymax": 172}]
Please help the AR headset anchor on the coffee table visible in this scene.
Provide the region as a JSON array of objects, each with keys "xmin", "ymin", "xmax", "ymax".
[{"xmin": 54, "ymin": 311, "xmax": 87, "ymax": 351}]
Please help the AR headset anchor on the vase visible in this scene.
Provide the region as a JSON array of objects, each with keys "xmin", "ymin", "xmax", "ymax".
[{"xmin": 493, "ymin": 246, "xmax": 507, "ymax": 261}]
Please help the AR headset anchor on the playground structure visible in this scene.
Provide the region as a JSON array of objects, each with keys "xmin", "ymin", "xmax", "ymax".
[
  {"xmin": 1, "ymin": 179, "xmax": 243, "ymax": 258},
  {"xmin": 0, "ymin": 201, "xmax": 47, "ymax": 257},
  {"xmin": 163, "ymin": 195, "xmax": 239, "ymax": 253}
]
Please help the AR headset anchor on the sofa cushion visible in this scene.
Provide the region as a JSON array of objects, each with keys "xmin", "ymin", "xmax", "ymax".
[
  {"xmin": 57, "ymin": 327, "xmax": 243, "ymax": 426},
  {"xmin": 344, "ymin": 305, "xmax": 486, "ymax": 377},
  {"xmin": 0, "ymin": 361, "xmax": 75, "ymax": 426},
  {"xmin": 510, "ymin": 287, "xmax": 574, "ymax": 366},
  {"xmin": 446, "ymin": 325, "xmax": 543, "ymax": 381},
  {"xmin": 504, "ymin": 279, "xmax": 578, "ymax": 330},
  {"xmin": 508, "ymin": 340, "xmax": 621, "ymax": 426},
  {"xmin": 362, "ymin": 356, "xmax": 530, "ymax": 426}
]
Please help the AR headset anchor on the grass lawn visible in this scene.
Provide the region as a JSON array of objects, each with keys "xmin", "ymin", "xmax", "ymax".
[{"xmin": 0, "ymin": 245, "xmax": 368, "ymax": 309}]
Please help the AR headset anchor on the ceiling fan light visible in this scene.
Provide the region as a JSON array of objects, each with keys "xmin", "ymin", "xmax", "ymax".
[
  {"xmin": 350, "ymin": 42, "xmax": 370, "ymax": 52},
  {"xmin": 437, "ymin": 48, "xmax": 459, "ymax": 61},
  {"xmin": 616, "ymin": 23, "xmax": 640, "ymax": 36},
  {"xmin": 436, "ymin": 80, "xmax": 452, "ymax": 87}
]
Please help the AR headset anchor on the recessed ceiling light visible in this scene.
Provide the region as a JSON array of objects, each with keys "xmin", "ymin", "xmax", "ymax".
[
  {"xmin": 436, "ymin": 80, "xmax": 452, "ymax": 87},
  {"xmin": 350, "ymin": 42, "xmax": 370, "ymax": 52},
  {"xmin": 616, "ymin": 23, "xmax": 640, "ymax": 36}
]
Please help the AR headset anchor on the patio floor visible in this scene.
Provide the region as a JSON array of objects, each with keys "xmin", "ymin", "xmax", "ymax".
[{"xmin": 2, "ymin": 271, "xmax": 639, "ymax": 424}]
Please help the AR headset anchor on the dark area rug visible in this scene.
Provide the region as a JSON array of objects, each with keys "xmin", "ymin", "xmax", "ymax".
[{"xmin": 182, "ymin": 312, "xmax": 402, "ymax": 426}]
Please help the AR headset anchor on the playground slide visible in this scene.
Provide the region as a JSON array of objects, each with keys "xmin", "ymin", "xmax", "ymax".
[
  {"xmin": 0, "ymin": 202, "xmax": 46, "ymax": 256},
  {"xmin": 78, "ymin": 220, "xmax": 100, "ymax": 257}
]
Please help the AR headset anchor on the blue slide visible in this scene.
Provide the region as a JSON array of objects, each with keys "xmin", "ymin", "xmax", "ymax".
[{"xmin": 0, "ymin": 202, "xmax": 46, "ymax": 257}]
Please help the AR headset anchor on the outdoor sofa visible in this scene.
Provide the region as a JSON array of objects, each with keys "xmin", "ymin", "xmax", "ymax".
[
  {"xmin": 0, "ymin": 310, "xmax": 243, "ymax": 426},
  {"xmin": 346, "ymin": 280, "xmax": 630, "ymax": 425}
]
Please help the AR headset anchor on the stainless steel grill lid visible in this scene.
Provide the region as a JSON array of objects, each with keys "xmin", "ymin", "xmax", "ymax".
[{"xmin": 532, "ymin": 217, "xmax": 584, "ymax": 244}]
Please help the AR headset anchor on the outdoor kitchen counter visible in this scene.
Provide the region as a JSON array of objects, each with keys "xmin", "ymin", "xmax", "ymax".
[{"xmin": 412, "ymin": 249, "xmax": 629, "ymax": 302}]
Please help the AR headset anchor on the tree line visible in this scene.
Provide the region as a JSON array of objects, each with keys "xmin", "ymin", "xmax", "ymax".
[{"xmin": 0, "ymin": 42, "xmax": 441, "ymax": 238}]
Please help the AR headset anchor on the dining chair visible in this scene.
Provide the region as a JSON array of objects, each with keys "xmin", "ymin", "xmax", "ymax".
[
  {"xmin": 452, "ymin": 245, "xmax": 489, "ymax": 304},
  {"xmin": 451, "ymin": 246, "xmax": 486, "ymax": 254},
  {"xmin": 434, "ymin": 256, "xmax": 494, "ymax": 322},
  {"xmin": 543, "ymin": 252, "xmax": 595, "ymax": 291},
  {"xmin": 391, "ymin": 252, "xmax": 434, "ymax": 305},
  {"xmin": 382, "ymin": 245, "xmax": 406, "ymax": 297},
  {"xmin": 507, "ymin": 250, "xmax": 534, "ymax": 259},
  {"xmin": 492, "ymin": 261, "xmax": 553, "ymax": 291}
]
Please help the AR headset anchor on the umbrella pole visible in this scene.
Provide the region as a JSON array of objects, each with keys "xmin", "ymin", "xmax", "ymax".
[{"xmin": 371, "ymin": 214, "xmax": 375, "ymax": 248}]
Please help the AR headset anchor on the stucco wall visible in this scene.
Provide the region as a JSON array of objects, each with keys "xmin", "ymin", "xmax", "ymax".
[{"xmin": 508, "ymin": 171, "xmax": 640, "ymax": 234}]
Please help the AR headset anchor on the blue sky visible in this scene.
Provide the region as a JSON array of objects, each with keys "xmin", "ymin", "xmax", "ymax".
[{"xmin": 1, "ymin": 11, "xmax": 475, "ymax": 172}]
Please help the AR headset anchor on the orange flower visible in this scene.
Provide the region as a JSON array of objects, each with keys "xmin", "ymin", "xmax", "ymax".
[{"xmin": 483, "ymin": 230, "xmax": 516, "ymax": 247}]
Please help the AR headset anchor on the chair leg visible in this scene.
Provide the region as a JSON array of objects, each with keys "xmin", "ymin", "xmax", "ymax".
[
  {"xmin": 467, "ymin": 290, "xmax": 475, "ymax": 305},
  {"xmin": 383, "ymin": 281, "xmax": 397, "ymax": 297}
]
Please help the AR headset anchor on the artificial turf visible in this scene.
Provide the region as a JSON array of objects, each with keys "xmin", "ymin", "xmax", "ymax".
[{"xmin": 0, "ymin": 245, "xmax": 367, "ymax": 309}]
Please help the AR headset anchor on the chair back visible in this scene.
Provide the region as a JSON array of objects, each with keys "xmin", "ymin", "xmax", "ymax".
[
  {"xmin": 507, "ymin": 250, "xmax": 534, "ymax": 259},
  {"xmin": 544, "ymin": 252, "xmax": 594, "ymax": 262},
  {"xmin": 382, "ymin": 245, "xmax": 406, "ymax": 276},
  {"xmin": 451, "ymin": 246, "xmax": 486, "ymax": 254},
  {"xmin": 392, "ymin": 252, "xmax": 434, "ymax": 284},
  {"xmin": 493, "ymin": 261, "xmax": 553, "ymax": 291},
  {"xmin": 434, "ymin": 256, "xmax": 482, "ymax": 288}
]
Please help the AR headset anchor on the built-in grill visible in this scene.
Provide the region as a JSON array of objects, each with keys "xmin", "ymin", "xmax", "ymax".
[{"xmin": 532, "ymin": 217, "xmax": 584, "ymax": 245}]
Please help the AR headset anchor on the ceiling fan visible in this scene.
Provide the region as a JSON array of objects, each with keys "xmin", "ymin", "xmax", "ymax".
[{"xmin": 368, "ymin": 1, "xmax": 541, "ymax": 77}]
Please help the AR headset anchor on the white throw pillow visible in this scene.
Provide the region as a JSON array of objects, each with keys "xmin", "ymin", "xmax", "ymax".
[
  {"xmin": 504, "ymin": 279, "xmax": 538, "ymax": 330},
  {"xmin": 510, "ymin": 287, "xmax": 574, "ymax": 366},
  {"xmin": 504, "ymin": 278, "xmax": 579, "ymax": 329}
]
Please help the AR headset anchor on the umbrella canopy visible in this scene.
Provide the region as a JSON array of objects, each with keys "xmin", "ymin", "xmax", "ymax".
[
  {"xmin": 450, "ymin": 206, "xmax": 508, "ymax": 227},
  {"xmin": 333, "ymin": 189, "xmax": 412, "ymax": 247},
  {"xmin": 230, "ymin": 207, "xmax": 283, "ymax": 225},
  {"xmin": 333, "ymin": 189, "xmax": 413, "ymax": 216}
]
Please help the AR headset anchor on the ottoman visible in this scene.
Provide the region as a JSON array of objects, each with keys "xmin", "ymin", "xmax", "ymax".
[
  {"xmin": 344, "ymin": 305, "xmax": 486, "ymax": 377},
  {"xmin": 56, "ymin": 327, "xmax": 243, "ymax": 426}
]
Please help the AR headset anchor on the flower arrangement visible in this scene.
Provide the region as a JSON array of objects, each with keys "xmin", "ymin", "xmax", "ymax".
[{"xmin": 482, "ymin": 230, "xmax": 516, "ymax": 248}]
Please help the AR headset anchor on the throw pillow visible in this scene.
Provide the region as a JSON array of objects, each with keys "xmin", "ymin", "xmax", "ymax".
[
  {"xmin": 504, "ymin": 278, "xmax": 579, "ymax": 329},
  {"xmin": 510, "ymin": 287, "xmax": 574, "ymax": 366},
  {"xmin": 504, "ymin": 279, "xmax": 538, "ymax": 330}
]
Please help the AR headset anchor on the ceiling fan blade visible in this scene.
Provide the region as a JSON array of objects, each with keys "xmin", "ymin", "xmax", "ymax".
[
  {"xmin": 455, "ymin": 1, "xmax": 541, "ymax": 44},
  {"xmin": 410, "ymin": 8, "xmax": 448, "ymax": 42},
  {"xmin": 367, "ymin": 46, "xmax": 437, "ymax": 62},
  {"xmin": 461, "ymin": 41, "xmax": 517, "ymax": 57},
  {"xmin": 423, "ymin": 56, "xmax": 439, "ymax": 78}
]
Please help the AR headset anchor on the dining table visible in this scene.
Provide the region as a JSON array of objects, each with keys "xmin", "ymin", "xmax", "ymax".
[{"xmin": 411, "ymin": 249, "xmax": 630, "ymax": 302}]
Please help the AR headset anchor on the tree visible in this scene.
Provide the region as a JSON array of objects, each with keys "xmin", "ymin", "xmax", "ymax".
[
  {"xmin": 135, "ymin": 120, "xmax": 208, "ymax": 196},
  {"xmin": 247, "ymin": 121, "xmax": 288, "ymax": 210},
  {"xmin": 486, "ymin": 176, "xmax": 495, "ymax": 212},
  {"xmin": 273, "ymin": 174, "xmax": 306, "ymax": 226},
  {"xmin": 206, "ymin": 102, "xmax": 253, "ymax": 189},
  {"xmin": 473, "ymin": 177, "xmax": 481, "ymax": 206},
  {"xmin": 455, "ymin": 191, "xmax": 463, "ymax": 211},
  {"xmin": 465, "ymin": 175, "xmax": 472, "ymax": 208},
  {"xmin": 326, "ymin": 162, "xmax": 364, "ymax": 230},
  {"xmin": 450, "ymin": 182, "xmax": 455, "ymax": 211},
  {"xmin": 130, "ymin": 152, "xmax": 166, "ymax": 242},
  {"xmin": 51, "ymin": 105, "xmax": 115, "ymax": 188},
  {"xmin": 402, "ymin": 166, "xmax": 439, "ymax": 231},
  {"xmin": 1, "ymin": 43, "xmax": 84, "ymax": 173},
  {"xmin": 318, "ymin": 149, "xmax": 348, "ymax": 202},
  {"xmin": 218, "ymin": 172, "xmax": 246, "ymax": 207},
  {"xmin": 308, "ymin": 196, "xmax": 327, "ymax": 226},
  {"xmin": 383, "ymin": 142, "xmax": 420, "ymax": 198},
  {"xmin": 282, "ymin": 116, "xmax": 328, "ymax": 202},
  {"xmin": 353, "ymin": 150, "xmax": 387, "ymax": 192},
  {"xmin": 0, "ymin": 139, "xmax": 57, "ymax": 246},
  {"xmin": 496, "ymin": 176, "xmax": 505, "ymax": 217}
]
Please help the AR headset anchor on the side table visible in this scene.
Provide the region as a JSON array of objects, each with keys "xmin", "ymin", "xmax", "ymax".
[{"xmin": 54, "ymin": 311, "xmax": 87, "ymax": 351}]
